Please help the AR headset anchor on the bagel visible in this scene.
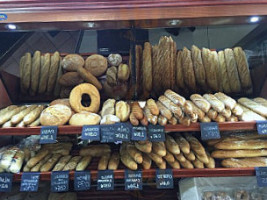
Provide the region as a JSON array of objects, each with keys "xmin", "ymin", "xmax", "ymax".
[{"xmin": 69, "ymin": 83, "xmax": 100, "ymax": 113}]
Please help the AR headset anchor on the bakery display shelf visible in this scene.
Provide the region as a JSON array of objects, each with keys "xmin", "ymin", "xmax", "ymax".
[
  {"xmin": 0, "ymin": 121, "xmax": 257, "ymax": 136},
  {"xmin": 12, "ymin": 168, "xmax": 255, "ymax": 182}
]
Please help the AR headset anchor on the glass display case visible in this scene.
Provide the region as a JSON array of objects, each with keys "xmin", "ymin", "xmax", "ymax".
[{"xmin": 0, "ymin": 1, "xmax": 267, "ymax": 199}]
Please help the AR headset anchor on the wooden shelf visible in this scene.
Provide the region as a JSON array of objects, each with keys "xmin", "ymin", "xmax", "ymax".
[
  {"xmin": 0, "ymin": 121, "xmax": 257, "ymax": 136},
  {"xmin": 13, "ymin": 168, "xmax": 255, "ymax": 182}
]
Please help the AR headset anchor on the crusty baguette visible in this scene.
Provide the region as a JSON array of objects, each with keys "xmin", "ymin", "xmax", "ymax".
[
  {"xmin": 178, "ymin": 116, "xmax": 191, "ymax": 126},
  {"xmin": 218, "ymin": 51, "xmax": 231, "ymax": 94},
  {"xmin": 146, "ymin": 99, "xmax": 159, "ymax": 116},
  {"xmin": 11, "ymin": 105, "xmax": 37, "ymax": 125},
  {"xmin": 0, "ymin": 106, "xmax": 26, "ymax": 125},
  {"xmin": 205, "ymin": 153, "xmax": 216, "ymax": 168},
  {"xmin": 108, "ymin": 152, "xmax": 120, "ymax": 170},
  {"xmin": 164, "ymin": 89, "xmax": 185, "ymax": 106},
  {"xmin": 168, "ymin": 117, "xmax": 178, "ymax": 125},
  {"xmin": 220, "ymin": 108, "xmax": 231, "ymax": 119},
  {"xmin": 185, "ymin": 135, "xmax": 206, "ymax": 156},
  {"xmin": 26, "ymin": 150, "xmax": 49, "ymax": 168},
  {"xmin": 221, "ymin": 157, "xmax": 267, "ymax": 168},
  {"xmin": 142, "ymin": 42, "xmax": 152, "ymax": 92},
  {"xmin": 0, "ymin": 105, "xmax": 18, "ymax": 116},
  {"xmin": 23, "ymin": 105, "xmax": 44, "ymax": 125},
  {"xmin": 159, "ymin": 95, "xmax": 183, "ymax": 118},
  {"xmin": 79, "ymin": 145, "xmax": 111, "ymax": 157},
  {"xmin": 140, "ymin": 115, "xmax": 148, "ymax": 126},
  {"xmin": 184, "ymin": 151, "xmax": 196, "ymax": 161},
  {"xmin": 253, "ymin": 97, "xmax": 267, "ymax": 108},
  {"xmin": 77, "ymin": 67, "xmax": 102, "ymax": 90},
  {"xmin": 238, "ymin": 104, "xmax": 266, "ymax": 121},
  {"xmin": 238, "ymin": 97, "xmax": 267, "ymax": 117},
  {"xmin": 135, "ymin": 141, "xmax": 152, "ymax": 153},
  {"xmin": 76, "ymin": 156, "xmax": 92, "ymax": 171},
  {"xmin": 31, "ymin": 154, "xmax": 51, "ymax": 172},
  {"xmin": 232, "ymin": 104, "xmax": 243, "ymax": 117},
  {"xmin": 186, "ymin": 100, "xmax": 205, "ymax": 120},
  {"xmin": 147, "ymin": 152, "xmax": 163, "ymax": 164},
  {"xmin": 207, "ymin": 109, "xmax": 218, "ymax": 121},
  {"xmin": 165, "ymin": 135, "xmax": 180, "ymax": 154},
  {"xmin": 190, "ymin": 94, "xmax": 211, "ymax": 113},
  {"xmin": 156, "ymin": 101, "xmax": 172, "ymax": 120},
  {"xmin": 175, "ymin": 135, "xmax": 190, "ymax": 154},
  {"xmin": 144, "ymin": 106, "xmax": 157, "ymax": 125},
  {"xmin": 167, "ymin": 160, "xmax": 180, "ymax": 169},
  {"xmin": 141, "ymin": 153, "xmax": 152, "ymax": 170},
  {"xmin": 47, "ymin": 51, "xmax": 60, "ymax": 94},
  {"xmin": 30, "ymin": 51, "xmax": 41, "ymax": 96},
  {"xmin": 52, "ymin": 155, "xmax": 72, "ymax": 171},
  {"xmin": 158, "ymin": 115, "xmax": 168, "ymax": 126},
  {"xmin": 121, "ymin": 153, "xmax": 138, "ymax": 170},
  {"xmin": 21, "ymin": 52, "xmax": 32, "ymax": 94},
  {"xmin": 40, "ymin": 153, "xmax": 61, "ymax": 172},
  {"xmin": 214, "ymin": 92, "xmax": 236, "ymax": 110},
  {"xmin": 214, "ymin": 114, "xmax": 226, "ymax": 123},
  {"xmin": 199, "ymin": 115, "xmax": 211, "ymax": 123},
  {"xmin": 192, "ymin": 158, "xmax": 204, "ymax": 168},
  {"xmin": 127, "ymin": 144, "xmax": 143, "ymax": 164},
  {"xmin": 152, "ymin": 142, "xmax": 167, "ymax": 157},
  {"xmin": 63, "ymin": 156, "xmax": 82, "ymax": 171},
  {"xmin": 129, "ymin": 112, "xmax": 139, "ymax": 126},
  {"xmin": 155, "ymin": 159, "xmax": 167, "ymax": 169},
  {"xmin": 38, "ymin": 53, "xmax": 50, "ymax": 94},
  {"xmin": 215, "ymin": 139, "xmax": 267, "ymax": 150},
  {"xmin": 131, "ymin": 102, "xmax": 143, "ymax": 120},
  {"xmin": 203, "ymin": 94, "xmax": 225, "ymax": 113},
  {"xmin": 174, "ymin": 153, "xmax": 186, "ymax": 163},
  {"xmin": 179, "ymin": 159, "xmax": 194, "ymax": 169},
  {"xmin": 212, "ymin": 149, "xmax": 267, "ymax": 158},
  {"xmin": 176, "ymin": 51, "xmax": 186, "ymax": 91},
  {"xmin": 98, "ymin": 154, "xmax": 110, "ymax": 170},
  {"xmin": 163, "ymin": 150, "xmax": 175, "ymax": 163}
]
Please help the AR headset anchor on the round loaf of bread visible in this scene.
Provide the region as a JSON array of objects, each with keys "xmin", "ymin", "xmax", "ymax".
[
  {"xmin": 107, "ymin": 54, "xmax": 122, "ymax": 66},
  {"xmin": 85, "ymin": 54, "xmax": 107, "ymax": 77},
  {"xmin": 59, "ymin": 72, "xmax": 83, "ymax": 87},
  {"xmin": 40, "ymin": 104, "xmax": 72, "ymax": 126},
  {"xmin": 62, "ymin": 54, "xmax": 84, "ymax": 71},
  {"xmin": 69, "ymin": 83, "xmax": 100, "ymax": 113},
  {"xmin": 69, "ymin": 112, "xmax": 101, "ymax": 126},
  {"xmin": 50, "ymin": 98, "xmax": 71, "ymax": 108}
]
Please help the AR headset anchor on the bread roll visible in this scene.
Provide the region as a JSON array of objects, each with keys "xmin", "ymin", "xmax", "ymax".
[
  {"xmin": 69, "ymin": 112, "xmax": 101, "ymax": 126},
  {"xmin": 85, "ymin": 54, "xmax": 107, "ymax": 77},
  {"xmin": 238, "ymin": 97, "xmax": 267, "ymax": 117},
  {"xmin": 98, "ymin": 154, "xmax": 110, "ymax": 170},
  {"xmin": 40, "ymin": 153, "xmax": 61, "ymax": 172},
  {"xmin": 127, "ymin": 144, "xmax": 143, "ymax": 164},
  {"xmin": 77, "ymin": 67, "xmax": 102, "ymax": 90},
  {"xmin": 115, "ymin": 101, "xmax": 130, "ymax": 122},
  {"xmin": 175, "ymin": 135, "xmax": 190, "ymax": 154},
  {"xmin": 164, "ymin": 89, "xmax": 186, "ymax": 107},
  {"xmin": 108, "ymin": 152, "xmax": 120, "ymax": 170},
  {"xmin": 214, "ymin": 92, "xmax": 236, "ymax": 110},
  {"xmin": 218, "ymin": 51, "xmax": 231, "ymax": 94},
  {"xmin": 101, "ymin": 99, "xmax": 115, "ymax": 117},
  {"xmin": 156, "ymin": 101, "xmax": 172, "ymax": 120},
  {"xmin": 203, "ymin": 94, "xmax": 225, "ymax": 113},
  {"xmin": 224, "ymin": 48, "xmax": 242, "ymax": 93},
  {"xmin": 30, "ymin": 51, "xmax": 41, "ymax": 95},
  {"xmin": 144, "ymin": 106, "xmax": 158, "ymax": 125},
  {"xmin": 221, "ymin": 157, "xmax": 267, "ymax": 168},
  {"xmin": 212, "ymin": 149, "xmax": 267, "ymax": 158},
  {"xmin": 131, "ymin": 102, "xmax": 143, "ymax": 120},
  {"xmin": 40, "ymin": 104, "xmax": 72, "ymax": 126},
  {"xmin": 47, "ymin": 51, "xmax": 60, "ymax": 93},
  {"xmin": 0, "ymin": 106, "xmax": 26, "ymax": 125},
  {"xmin": 158, "ymin": 115, "xmax": 167, "ymax": 126},
  {"xmin": 165, "ymin": 135, "xmax": 180, "ymax": 155},
  {"xmin": 147, "ymin": 99, "xmax": 159, "ymax": 116},
  {"xmin": 63, "ymin": 156, "xmax": 82, "ymax": 171},
  {"xmin": 152, "ymin": 142, "xmax": 166, "ymax": 157},
  {"xmin": 11, "ymin": 105, "xmax": 37, "ymax": 125},
  {"xmin": 190, "ymin": 94, "xmax": 211, "ymax": 113},
  {"xmin": 118, "ymin": 64, "xmax": 130, "ymax": 81},
  {"xmin": 108, "ymin": 54, "xmax": 122, "ymax": 66},
  {"xmin": 38, "ymin": 53, "xmax": 50, "ymax": 94},
  {"xmin": 141, "ymin": 154, "xmax": 152, "ymax": 169},
  {"xmin": 62, "ymin": 54, "xmax": 84, "ymax": 72},
  {"xmin": 52, "ymin": 155, "xmax": 72, "ymax": 171},
  {"xmin": 159, "ymin": 95, "xmax": 183, "ymax": 118}
]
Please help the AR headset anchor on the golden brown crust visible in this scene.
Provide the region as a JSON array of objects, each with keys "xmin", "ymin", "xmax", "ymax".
[
  {"xmin": 53, "ymin": 57, "xmax": 63, "ymax": 97},
  {"xmin": 22, "ymin": 52, "xmax": 32, "ymax": 94},
  {"xmin": 224, "ymin": 48, "xmax": 242, "ymax": 93},
  {"xmin": 211, "ymin": 51, "xmax": 223, "ymax": 92},
  {"xmin": 19, "ymin": 55, "xmax": 26, "ymax": 94},
  {"xmin": 176, "ymin": 51, "xmax": 186, "ymax": 91},
  {"xmin": 85, "ymin": 54, "xmax": 108, "ymax": 77},
  {"xmin": 152, "ymin": 45, "xmax": 161, "ymax": 96},
  {"xmin": 181, "ymin": 47, "xmax": 196, "ymax": 92},
  {"xmin": 59, "ymin": 72, "xmax": 83, "ymax": 87},
  {"xmin": 38, "ymin": 53, "xmax": 51, "ymax": 94},
  {"xmin": 146, "ymin": 98, "xmax": 159, "ymax": 116},
  {"xmin": 77, "ymin": 67, "xmax": 102, "ymax": 90},
  {"xmin": 142, "ymin": 42, "xmax": 152, "ymax": 92},
  {"xmin": 62, "ymin": 54, "xmax": 84, "ymax": 72},
  {"xmin": 135, "ymin": 45, "xmax": 143, "ymax": 97},
  {"xmin": 47, "ymin": 51, "xmax": 60, "ymax": 93},
  {"xmin": 218, "ymin": 51, "xmax": 231, "ymax": 94}
]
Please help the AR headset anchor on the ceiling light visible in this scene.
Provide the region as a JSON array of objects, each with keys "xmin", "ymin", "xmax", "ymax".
[
  {"xmin": 168, "ymin": 19, "xmax": 181, "ymax": 26},
  {"xmin": 250, "ymin": 16, "xmax": 260, "ymax": 23},
  {"xmin": 6, "ymin": 24, "xmax": 17, "ymax": 30}
]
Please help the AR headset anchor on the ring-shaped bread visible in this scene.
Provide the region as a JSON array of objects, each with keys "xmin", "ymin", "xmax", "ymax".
[{"xmin": 69, "ymin": 83, "xmax": 100, "ymax": 113}]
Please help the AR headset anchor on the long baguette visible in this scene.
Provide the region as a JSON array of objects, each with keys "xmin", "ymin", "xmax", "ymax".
[
  {"xmin": 23, "ymin": 105, "xmax": 44, "ymax": 125},
  {"xmin": 52, "ymin": 155, "xmax": 72, "ymax": 171},
  {"xmin": 141, "ymin": 153, "xmax": 152, "ymax": 169},
  {"xmin": 76, "ymin": 156, "xmax": 92, "ymax": 171},
  {"xmin": 203, "ymin": 94, "xmax": 225, "ymax": 113},
  {"xmin": 164, "ymin": 89, "xmax": 186, "ymax": 106},
  {"xmin": 167, "ymin": 160, "xmax": 180, "ymax": 169},
  {"xmin": 147, "ymin": 152, "xmax": 163, "ymax": 164},
  {"xmin": 253, "ymin": 97, "xmax": 267, "ymax": 108},
  {"xmin": 221, "ymin": 157, "xmax": 267, "ymax": 168},
  {"xmin": 215, "ymin": 139, "xmax": 267, "ymax": 150},
  {"xmin": 11, "ymin": 105, "xmax": 37, "ymax": 125},
  {"xmin": 127, "ymin": 144, "xmax": 143, "ymax": 164},
  {"xmin": 238, "ymin": 97, "xmax": 267, "ymax": 117},
  {"xmin": 212, "ymin": 149, "xmax": 267, "ymax": 158},
  {"xmin": 175, "ymin": 135, "xmax": 190, "ymax": 154},
  {"xmin": 152, "ymin": 142, "xmax": 166, "ymax": 157},
  {"xmin": 0, "ymin": 106, "xmax": 26, "ymax": 125},
  {"xmin": 165, "ymin": 135, "xmax": 180, "ymax": 154},
  {"xmin": 156, "ymin": 101, "xmax": 172, "ymax": 120},
  {"xmin": 163, "ymin": 150, "xmax": 175, "ymax": 163},
  {"xmin": 158, "ymin": 95, "xmax": 183, "ymax": 118},
  {"xmin": 135, "ymin": 141, "xmax": 152, "ymax": 153},
  {"xmin": 121, "ymin": 153, "xmax": 138, "ymax": 170},
  {"xmin": 108, "ymin": 152, "xmax": 120, "ymax": 170},
  {"xmin": 190, "ymin": 94, "xmax": 211, "ymax": 113}
]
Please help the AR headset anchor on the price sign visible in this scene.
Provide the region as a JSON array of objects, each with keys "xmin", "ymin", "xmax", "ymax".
[
  {"xmin": 100, "ymin": 125, "xmax": 115, "ymax": 143},
  {"xmin": 0, "ymin": 173, "xmax": 13, "ymax": 192},
  {"xmin": 51, "ymin": 171, "xmax": 69, "ymax": 192},
  {"xmin": 74, "ymin": 171, "xmax": 90, "ymax": 191},
  {"xmin": 131, "ymin": 126, "xmax": 147, "ymax": 141},
  {"xmin": 114, "ymin": 123, "xmax": 132, "ymax": 142},
  {"xmin": 255, "ymin": 167, "xmax": 267, "ymax": 187},
  {"xmin": 148, "ymin": 125, "xmax": 165, "ymax": 142},
  {"xmin": 200, "ymin": 122, "xmax": 220, "ymax": 140},
  {"xmin": 81, "ymin": 125, "xmax": 100, "ymax": 141},
  {"xmin": 40, "ymin": 126, "xmax": 57, "ymax": 144},
  {"xmin": 20, "ymin": 172, "xmax": 40, "ymax": 192},
  {"xmin": 97, "ymin": 170, "xmax": 114, "ymax": 190},
  {"xmin": 125, "ymin": 170, "xmax": 142, "ymax": 190},
  {"xmin": 156, "ymin": 169, "xmax": 173, "ymax": 189},
  {"xmin": 257, "ymin": 120, "xmax": 267, "ymax": 135}
]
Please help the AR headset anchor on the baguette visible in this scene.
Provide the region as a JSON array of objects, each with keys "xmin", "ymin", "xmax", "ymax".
[
  {"xmin": 167, "ymin": 160, "xmax": 180, "ymax": 169},
  {"xmin": 163, "ymin": 150, "xmax": 175, "ymax": 163},
  {"xmin": 238, "ymin": 104, "xmax": 266, "ymax": 121},
  {"xmin": 38, "ymin": 53, "xmax": 50, "ymax": 94},
  {"xmin": 226, "ymin": 115, "xmax": 238, "ymax": 122},
  {"xmin": 190, "ymin": 94, "xmax": 211, "ymax": 113},
  {"xmin": 164, "ymin": 89, "xmax": 185, "ymax": 106},
  {"xmin": 218, "ymin": 51, "xmax": 231, "ymax": 94},
  {"xmin": 129, "ymin": 112, "xmax": 139, "ymax": 126},
  {"xmin": 21, "ymin": 52, "xmax": 31, "ymax": 93},
  {"xmin": 203, "ymin": 94, "xmax": 225, "ymax": 113},
  {"xmin": 207, "ymin": 109, "xmax": 218, "ymax": 121},
  {"xmin": 165, "ymin": 135, "xmax": 180, "ymax": 154},
  {"xmin": 221, "ymin": 108, "xmax": 231, "ymax": 119},
  {"xmin": 0, "ymin": 106, "xmax": 26, "ymax": 125},
  {"xmin": 214, "ymin": 92, "xmax": 236, "ymax": 110},
  {"xmin": 152, "ymin": 142, "xmax": 166, "ymax": 157},
  {"xmin": 147, "ymin": 99, "xmax": 159, "ymax": 116},
  {"xmin": 47, "ymin": 51, "xmax": 60, "ymax": 93},
  {"xmin": 158, "ymin": 115, "xmax": 168, "ymax": 126},
  {"xmin": 178, "ymin": 116, "xmax": 191, "ymax": 126},
  {"xmin": 175, "ymin": 135, "xmax": 190, "ymax": 154},
  {"xmin": 108, "ymin": 152, "xmax": 120, "ymax": 170},
  {"xmin": 121, "ymin": 153, "xmax": 138, "ymax": 170},
  {"xmin": 253, "ymin": 97, "xmax": 267, "ymax": 108},
  {"xmin": 142, "ymin": 42, "xmax": 152, "ymax": 92},
  {"xmin": 30, "ymin": 51, "xmax": 41, "ymax": 96},
  {"xmin": 131, "ymin": 102, "xmax": 143, "ymax": 120},
  {"xmin": 40, "ymin": 153, "xmax": 61, "ymax": 172},
  {"xmin": 182, "ymin": 47, "xmax": 196, "ymax": 92},
  {"xmin": 79, "ymin": 145, "xmax": 111, "ymax": 157},
  {"xmin": 215, "ymin": 139, "xmax": 267, "ymax": 150},
  {"xmin": 135, "ymin": 141, "xmax": 152, "ymax": 153},
  {"xmin": 0, "ymin": 105, "xmax": 17, "ymax": 116},
  {"xmin": 63, "ymin": 156, "xmax": 82, "ymax": 171},
  {"xmin": 184, "ymin": 151, "xmax": 196, "ymax": 161},
  {"xmin": 76, "ymin": 156, "xmax": 92, "ymax": 171},
  {"xmin": 140, "ymin": 115, "xmax": 148, "ymax": 126},
  {"xmin": 168, "ymin": 117, "xmax": 178, "ymax": 125},
  {"xmin": 127, "ymin": 144, "xmax": 143, "ymax": 164},
  {"xmin": 195, "ymin": 153, "xmax": 209, "ymax": 164},
  {"xmin": 31, "ymin": 154, "xmax": 51, "ymax": 172},
  {"xmin": 155, "ymin": 159, "xmax": 166, "ymax": 169},
  {"xmin": 238, "ymin": 97, "xmax": 267, "ymax": 117},
  {"xmin": 144, "ymin": 106, "xmax": 157, "ymax": 125},
  {"xmin": 179, "ymin": 159, "xmax": 194, "ymax": 169},
  {"xmin": 159, "ymin": 95, "xmax": 183, "ymax": 118},
  {"xmin": 16, "ymin": 120, "xmax": 25, "ymax": 127},
  {"xmin": 232, "ymin": 104, "xmax": 243, "ymax": 116},
  {"xmin": 176, "ymin": 51, "xmax": 186, "ymax": 91},
  {"xmin": 23, "ymin": 105, "xmax": 44, "ymax": 125},
  {"xmin": 53, "ymin": 57, "xmax": 63, "ymax": 97},
  {"xmin": 156, "ymin": 101, "xmax": 172, "ymax": 120},
  {"xmin": 26, "ymin": 150, "xmax": 49, "ymax": 168},
  {"xmin": 28, "ymin": 117, "xmax": 40, "ymax": 127},
  {"xmin": 205, "ymin": 153, "xmax": 216, "ymax": 168},
  {"xmin": 221, "ymin": 157, "xmax": 267, "ymax": 168},
  {"xmin": 11, "ymin": 105, "xmax": 37, "ymax": 125},
  {"xmin": 2, "ymin": 120, "xmax": 13, "ymax": 128},
  {"xmin": 199, "ymin": 115, "xmax": 211, "ymax": 123},
  {"xmin": 141, "ymin": 153, "xmax": 152, "ymax": 169},
  {"xmin": 98, "ymin": 154, "xmax": 110, "ymax": 170},
  {"xmin": 174, "ymin": 153, "xmax": 186, "ymax": 163},
  {"xmin": 212, "ymin": 149, "xmax": 267, "ymax": 158},
  {"xmin": 147, "ymin": 152, "xmax": 163, "ymax": 164},
  {"xmin": 20, "ymin": 55, "xmax": 26, "ymax": 94},
  {"xmin": 214, "ymin": 114, "xmax": 226, "ymax": 123},
  {"xmin": 186, "ymin": 100, "xmax": 205, "ymax": 120},
  {"xmin": 185, "ymin": 135, "xmax": 206, "ymax": 156},
  {"xmin": 192, "ymin": 158, "xmax": 204, "ymax": 169},
  {"xmin": 52, "ymin": 155, "xmax": 72, "ymax": 171}
]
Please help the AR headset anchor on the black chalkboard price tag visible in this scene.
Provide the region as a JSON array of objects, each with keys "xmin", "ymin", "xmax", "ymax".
[
  {"xmin": 74, "ymin": 171, "xmax": 90, "ymax": 191},
  {"xmin": 0, "ymin": 173, "xmax": 13, "ymax": 192},
  {"xmin": 200, "ymin": 122, "xmax": 220, "ymax": 140},
  {"xmin": 81, "ymin": 125, "xmax": 100, "ymax": 141},
  {"xmin": 40, "ymin": 126, "xmax": 58, "ymax": 144},
  {"xmin": 256, "ymin": 120, "xmax": 267, "ymax": 135},
  {"xmin": 148, "ymin": 125, "xmax": 165, "ymax": 142},
  {"xmin": 100, "ymin": 125, "xmax": 115, "ymax": 143},
  {"xmin": 131, "ymin": 126, "xmax": 147, "ymax": 141},
  {"xmin": 114, "ymin": 123, "xmax": 132, "ymax": 142},
  {"xmin": 156, "ymin": 169, "xmax": 173, "ymax": 189},
  {"xmin": 125, "ymin": 170, "xmax": 142, "ymax": 190},
  {"xmin": 255, "ymin": 167, "xmax": 267, "ymax": 187},
  {"xmin": 97, "ymin": 170, "xmax": 114, "ymax": 190},
  {"xmin": 20, "ymin": 172, "xmax": 40, "ymax": 192},
  {"xmin": 51, "ymin": 171, "xmax": 69, "ymax": 192}
]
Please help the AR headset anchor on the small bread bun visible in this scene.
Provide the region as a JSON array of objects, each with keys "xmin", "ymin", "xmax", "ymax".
[
  {"xmin": 69, "ymin": 112, "xmax": 101, "ymax": 126},
  {"xmin": 85, "ymin": 54, "xmax": 108, "ymax": 77},
  {"xmin": 62, "ymin": 54, "xmax": 84, "ymax": 71}
]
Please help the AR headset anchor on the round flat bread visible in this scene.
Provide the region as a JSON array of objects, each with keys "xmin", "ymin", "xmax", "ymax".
[
  {"xmin": 233, "ymin": 47, "xmax": 253, "ymax": 92},
  {"xmin": 224, "ymin": 48, "xmax": 242, "ymax": 93},
  {"xmin": 38, "ymin": 53, "xmax": 50, "ymax": 94},
  {"xmin": 47, "ymin": 51, "xmax": 60, "ymax": 94},
  {"xmin": 30, "ymin": 51, "xmax": 41, "ymax": 96},
  {"xmin": 218, "ymin": 51, "xmax": 231, "ymax": 94},
  {"xmin": 191, "ymin": 45, "xmax": 207, "ymax": 91}
]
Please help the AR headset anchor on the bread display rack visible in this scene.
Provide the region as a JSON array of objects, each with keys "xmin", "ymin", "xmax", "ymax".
[{"xmin": 0, "ymin": 1, "xmax": 267, "ymax": 196}]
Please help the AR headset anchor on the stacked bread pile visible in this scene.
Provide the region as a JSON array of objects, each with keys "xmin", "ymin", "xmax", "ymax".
[
  {"xmin": 0, "ymin": 104, "xmax": 45, "ymax": 127},
  {"xmin": 134, "ymin": 36, "xmax": 253, "ymax": 98},
  {"xmin": 119, "ymin": 134, "xmax": 214, "ymax": 170},
  {"xmin": 208, "ymin": 132, "xmax": 267, "ymax": 168}
]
